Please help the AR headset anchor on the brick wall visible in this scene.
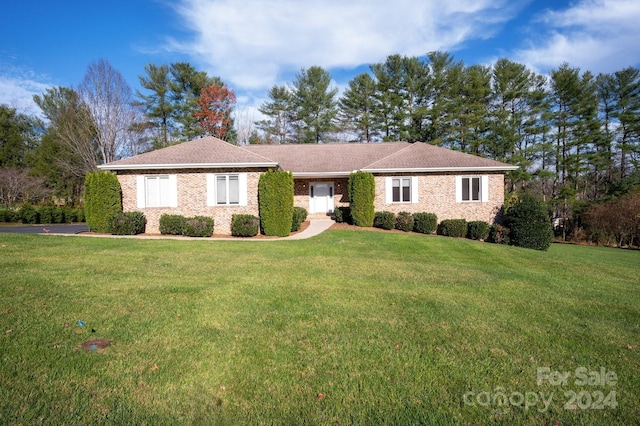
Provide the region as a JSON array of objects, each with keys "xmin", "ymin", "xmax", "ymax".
[
  {"xmin": 373, "ymin": 173, "xmax": 504, "ymax": 224},
  {"xmin": 117, "ymin": 168, "xmax": 263, "ymax": 235},
  {"xmin": 117, "ymin": 170, "xmax": 505, "ymax": 234}
]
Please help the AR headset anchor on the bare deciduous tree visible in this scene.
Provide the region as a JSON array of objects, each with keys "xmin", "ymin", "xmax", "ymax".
[
  {"xmin": 0, "ymin": 168, "xmax": 51, "ymax": 207},
  {"xmin": 233, "ymin": 108, "xmax": 255, "ymax": 145},
  {"xmin": 78, "ymin": 59, "xmax": 141, "ymax": 164}
]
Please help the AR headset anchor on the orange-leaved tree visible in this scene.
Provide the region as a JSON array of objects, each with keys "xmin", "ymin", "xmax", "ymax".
[{"xmin": 194, "ymin": 84, "xmax": 236, "ymax": 140}]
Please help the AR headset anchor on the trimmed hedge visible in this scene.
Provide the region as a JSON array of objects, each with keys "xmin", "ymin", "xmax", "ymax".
[
  {"xmin": 467, "ymin": 221, "xmax": 490, "ymax": 240},
  {"xmin": 159, "ymin": 214, "xmax": 186, "ymax": 235},
  {"xmin": 291, "ymin": 207, "xmax": 308, "ymax": 232},
  {"xmin": 374, "ymin": 211, "xmax": 395, "ymax": 230},
  {"xmin": 438, "ymin": 219, "xmax": 467, "ymax": 237},
  {"xmin": 488, "ymin": 224, "xmax": 510, "ymax": 245},
  {"xmin": 231, "ymin": 214, "xmax": 260, "ymax": 237},
  {"xmin": 333, "ymin": 206, "xmax": 352, "ymax": 224},
  {"xmin": 258, "ymin": 170, "xmax": 294, "ymax": 237},
  {"xmin": 395, "ymin": 211, "xmax": 414, "ymax": 232},
  {"xmin": 183, "ymin": 216, "xmax": 214, "ymax": 237},
  {"xmin": 19, "ymin": 204, "xmax": 39, "ymax": 224},
  {"xmin": 108, "ymin": 212, "xmax": 146, "ymax": 235},
  {"xmin": 504, "ymin": 193, "xmax": 553, "ymax": 250},
  {"xmin": 0, "ymin": 208, "xmax": 17, "ymax": 223},
  {"xmin": 413, "ymin": 212, "xmax": 437, "ymax": 234},
  {"xmin": 348, "ymin": 171, "xmax": 375, "ymax": 227},
  {"xmin": 84, "ymin": 171, "xmax": 122, "ymax": 233}
]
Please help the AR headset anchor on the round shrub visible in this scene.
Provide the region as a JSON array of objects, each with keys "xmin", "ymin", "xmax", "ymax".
[
  {"xmin": 232, "ymin": 214, "xmax": 260, "ymax": 237},
  {"xmin": 374, "ymin": 211, "xmax": 396, "ymax": 230},
  {"xmin": 437, "ymin": 219, "xmax": 467, "ymax": 238},
  {"xmin": 108, "ymin": 212, "xmax": 146, "ymax": 235},
  {"xmin": 395, "ymin": 211, "xmax": 414, "ymax": 232},
  {"xmin": 413, "ymin": 212, "xmax": 437, "ymax": 234},
  {"xmin": 467, "ymin": 221, "xmax": 490, "ymax": 240},
  {"xmin": 159, "ymin": 214, "xmax": 186, "ymax": 235},
  {"xmin": 291, "ymin": 207, "xmax": 308, "ymax": 232},
  {"xmin": 333, "ymin": 206, "xmax": 352, "ymax": 224},
  {"xmin": 504, "ymin": 193, "xmax": 553, "ymax": 250},
  {"xmin": 182, "ymin": 216, "xmax": 214, "ymax": 237}
]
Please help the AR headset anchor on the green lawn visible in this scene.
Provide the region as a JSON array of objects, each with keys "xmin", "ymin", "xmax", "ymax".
[{"xmin": 0, "ymin": 230, "xmax": 638, "ymax": 425}]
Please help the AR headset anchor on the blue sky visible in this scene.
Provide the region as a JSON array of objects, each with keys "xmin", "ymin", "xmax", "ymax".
[{"xmin": 2, "ymin": 0, "xmax": 640, "ymax": 120}]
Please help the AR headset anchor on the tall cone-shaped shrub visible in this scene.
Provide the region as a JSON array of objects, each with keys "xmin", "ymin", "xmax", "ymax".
[
  {"xmin": 258, "ymin": 170, "xmax": 294, "ymax": 237},
  {"xmin": 84, "ymin": 170, "xmax": 122, "ymax": 233},
  {"xmin": 348, "ymin": 171, "xmax": 375, "ymax": 227}
]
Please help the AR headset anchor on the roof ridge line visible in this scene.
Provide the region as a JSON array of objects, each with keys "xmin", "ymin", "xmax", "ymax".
[{"xmin": 361, "ymin": 141, "xmax": 412, "ymax": 169}]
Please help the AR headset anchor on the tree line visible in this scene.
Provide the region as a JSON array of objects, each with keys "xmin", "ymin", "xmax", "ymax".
[
  {"xmin": 256, "ymin": 52, "xmax": 639, "ymax": 242},
  {"xmin": 1, "ymin": 52, "xmax": 638, "ymax": 245}
]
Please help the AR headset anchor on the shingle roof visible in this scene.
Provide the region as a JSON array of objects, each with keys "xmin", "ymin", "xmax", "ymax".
[
  {"xmin": 99, "ymin": 137, "xmax": 277, "ymax": 170},
  {"xmin": 99, "ymin": 136, "xmax": 517, "ymax": 174}
]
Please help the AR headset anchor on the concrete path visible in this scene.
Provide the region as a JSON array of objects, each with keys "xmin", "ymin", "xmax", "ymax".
[{"xmin": 283, "ymin": 219, "xmax": 334, "ymax": 240}]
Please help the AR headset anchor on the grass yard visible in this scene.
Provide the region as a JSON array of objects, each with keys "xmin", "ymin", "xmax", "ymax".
[{"xmin": 0, "ymin": 230, "xmax": 638, "ymax": 425}]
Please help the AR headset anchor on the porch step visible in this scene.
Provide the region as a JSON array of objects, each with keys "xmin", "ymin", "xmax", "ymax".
[{"xmin": 307, "ymin": 213, "xmax": 333, "ymax": 220}]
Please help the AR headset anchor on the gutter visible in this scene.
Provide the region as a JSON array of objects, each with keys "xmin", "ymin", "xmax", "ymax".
[{"xmin": 98, "ymin": 162, "xmax": 279, "ymax": 171}]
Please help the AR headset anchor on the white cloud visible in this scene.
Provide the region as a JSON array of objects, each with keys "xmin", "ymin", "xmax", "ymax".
[
  {"xmin": 514, "ymin": 0, "xmax": 640, "ymax": 73},
  {"xmin": 0, "ymin": 66, "xmax": 52, "ymax": 116},
  {"xmin": 168, "ymin": 0, "xmax": 522, "ymax": 91}
]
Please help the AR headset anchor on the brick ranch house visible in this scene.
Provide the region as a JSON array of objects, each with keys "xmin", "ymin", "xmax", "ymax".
[{"xmin": 98, "ymin": 136, "xmax": 518, "ymax": 234}]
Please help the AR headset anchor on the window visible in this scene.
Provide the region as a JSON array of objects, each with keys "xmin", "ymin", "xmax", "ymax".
[
  {"xmin": 456, "ymin": 176, "xmax": 488, "ymax": 203},
  {"xmin": 137, "ymin": 175, "xmax": 177, "ymax": 208},
  {"xmin": 216, "ymin": 175, "xmax": 240, "ymax": 205},
  {"xmin": 207, "ymin": 173, "xmax": 248, "ymax": 206},
  {"xmin": 385, "ymin": 177, "xmax": 418, "ymax": 204},
  {"xmin": 462, "ymin": 177, "xmax": 480, "ymax": 201},
  {"xmin": 392, "ymin": 178, "xmax": 411, "ymax": 202}
]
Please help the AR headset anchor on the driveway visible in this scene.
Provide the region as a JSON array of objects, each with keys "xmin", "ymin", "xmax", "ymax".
[{"xmin": 0, "ymin": 224, "xmax": 90, "ymax": 234}]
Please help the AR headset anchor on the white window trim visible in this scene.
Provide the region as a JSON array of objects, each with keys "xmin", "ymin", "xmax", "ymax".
[
  {"xmin": 136, "ymin": 175, "xmax": 177, "ymax": 208},
  {"xmin": 385, "ymin": 176, "xmax": 418, "ymax": 204},
  {"xmin": 456, "ymin": 175, "xmax": 488, "ymax": 203},
  {"xmin": 207, "ymin": 173, "xmax": 247, "ymax": 207}
]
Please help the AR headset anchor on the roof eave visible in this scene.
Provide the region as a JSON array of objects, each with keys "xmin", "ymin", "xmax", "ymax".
[
  {"xmin": 291, "ymin": 171, "xmax": 353, "ymax": 178},
  {"xmin": 361, "ymin": 166, "xmax": 519, "ymax": 173},
  {"xmin": 98, "ymin": 162, "xmax": 279, "ymax": 171}
]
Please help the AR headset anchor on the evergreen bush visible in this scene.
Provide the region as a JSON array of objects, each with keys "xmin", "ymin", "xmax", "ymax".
[
  {"xmin": 395, "ymin": 211, "xmax": 414, "ymax": 232},
  {"xmin": 231, "ymin": 214, "xmax": 260, "ymax": 237},
  {"xmin": 413, "ymin": 212, "xmax": 438, "ymax": 234},
  {"xmin": 108, "ymin": 211, "xmax": 146, "ymax": 235},
  {"xmin": 348, "ymin": 172, "xmax": 375, "ymax": 227},
  {"xmin": 19, "ymin": 204, "xmax": 39, "ymax": 224},
  {"xmin": 437, "ymin": 219, "xmax": 467, "ymax": 237},
  {"xmin": 333, "ymin": 206, "xmax": 352, "ymax": 224},
  {"xmin": 291, "ymin": 207, "xmax": 308, "ymax": 232},
  {"xmin": 374, "ymin": 211, "xmax": 396, "ymax": 230},
  {"xmin": 504, "ymin": 193, "xmax": 553, "ymax": 250},
  {"xmin": 84, "ymin": 171, "xmax": 122, "ymax": 233},
  {"xmin": 38, "ymin": 206, "xmax": 54, "ymax": 224},
  {"xmin": 183, "ymin": 216, "xmax": 214, "ymax": 237},
  {"xmin": 159, "ymin": 214, "xmax": 186, "ymax": 235},
  {"xmin": 258, "ymin": 170, "xmax": 294, "ymax": 237},
  {"xmin": 467, "ymin": 221, "xmax": 490, "ymax": 240}
]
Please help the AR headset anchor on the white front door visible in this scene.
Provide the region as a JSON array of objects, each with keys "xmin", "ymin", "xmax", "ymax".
[{"xmin": 310, "ymin": 182, "xmax": 334, "ymax": 214}]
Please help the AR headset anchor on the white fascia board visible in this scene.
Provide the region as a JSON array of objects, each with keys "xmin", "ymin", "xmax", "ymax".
[
  {"xmin": 291, "ymin": 171, "xmax": 353, "ymax": 178},
  {"xmin": 98, "ymin": 162, "xmax": 278, "ymax": 171},
  {"xmin": 360, "ymin": 166, "xmax": 519, "ymax": 173}
]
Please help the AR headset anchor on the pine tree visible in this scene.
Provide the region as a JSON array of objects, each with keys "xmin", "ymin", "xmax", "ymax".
[
  {"xmin": 338, "ymin": 73, "xmax": 378, "ymax": 142},
  {"xmin": 290, "ymin": 66, "xmax": 338, "ymax": 144}
]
